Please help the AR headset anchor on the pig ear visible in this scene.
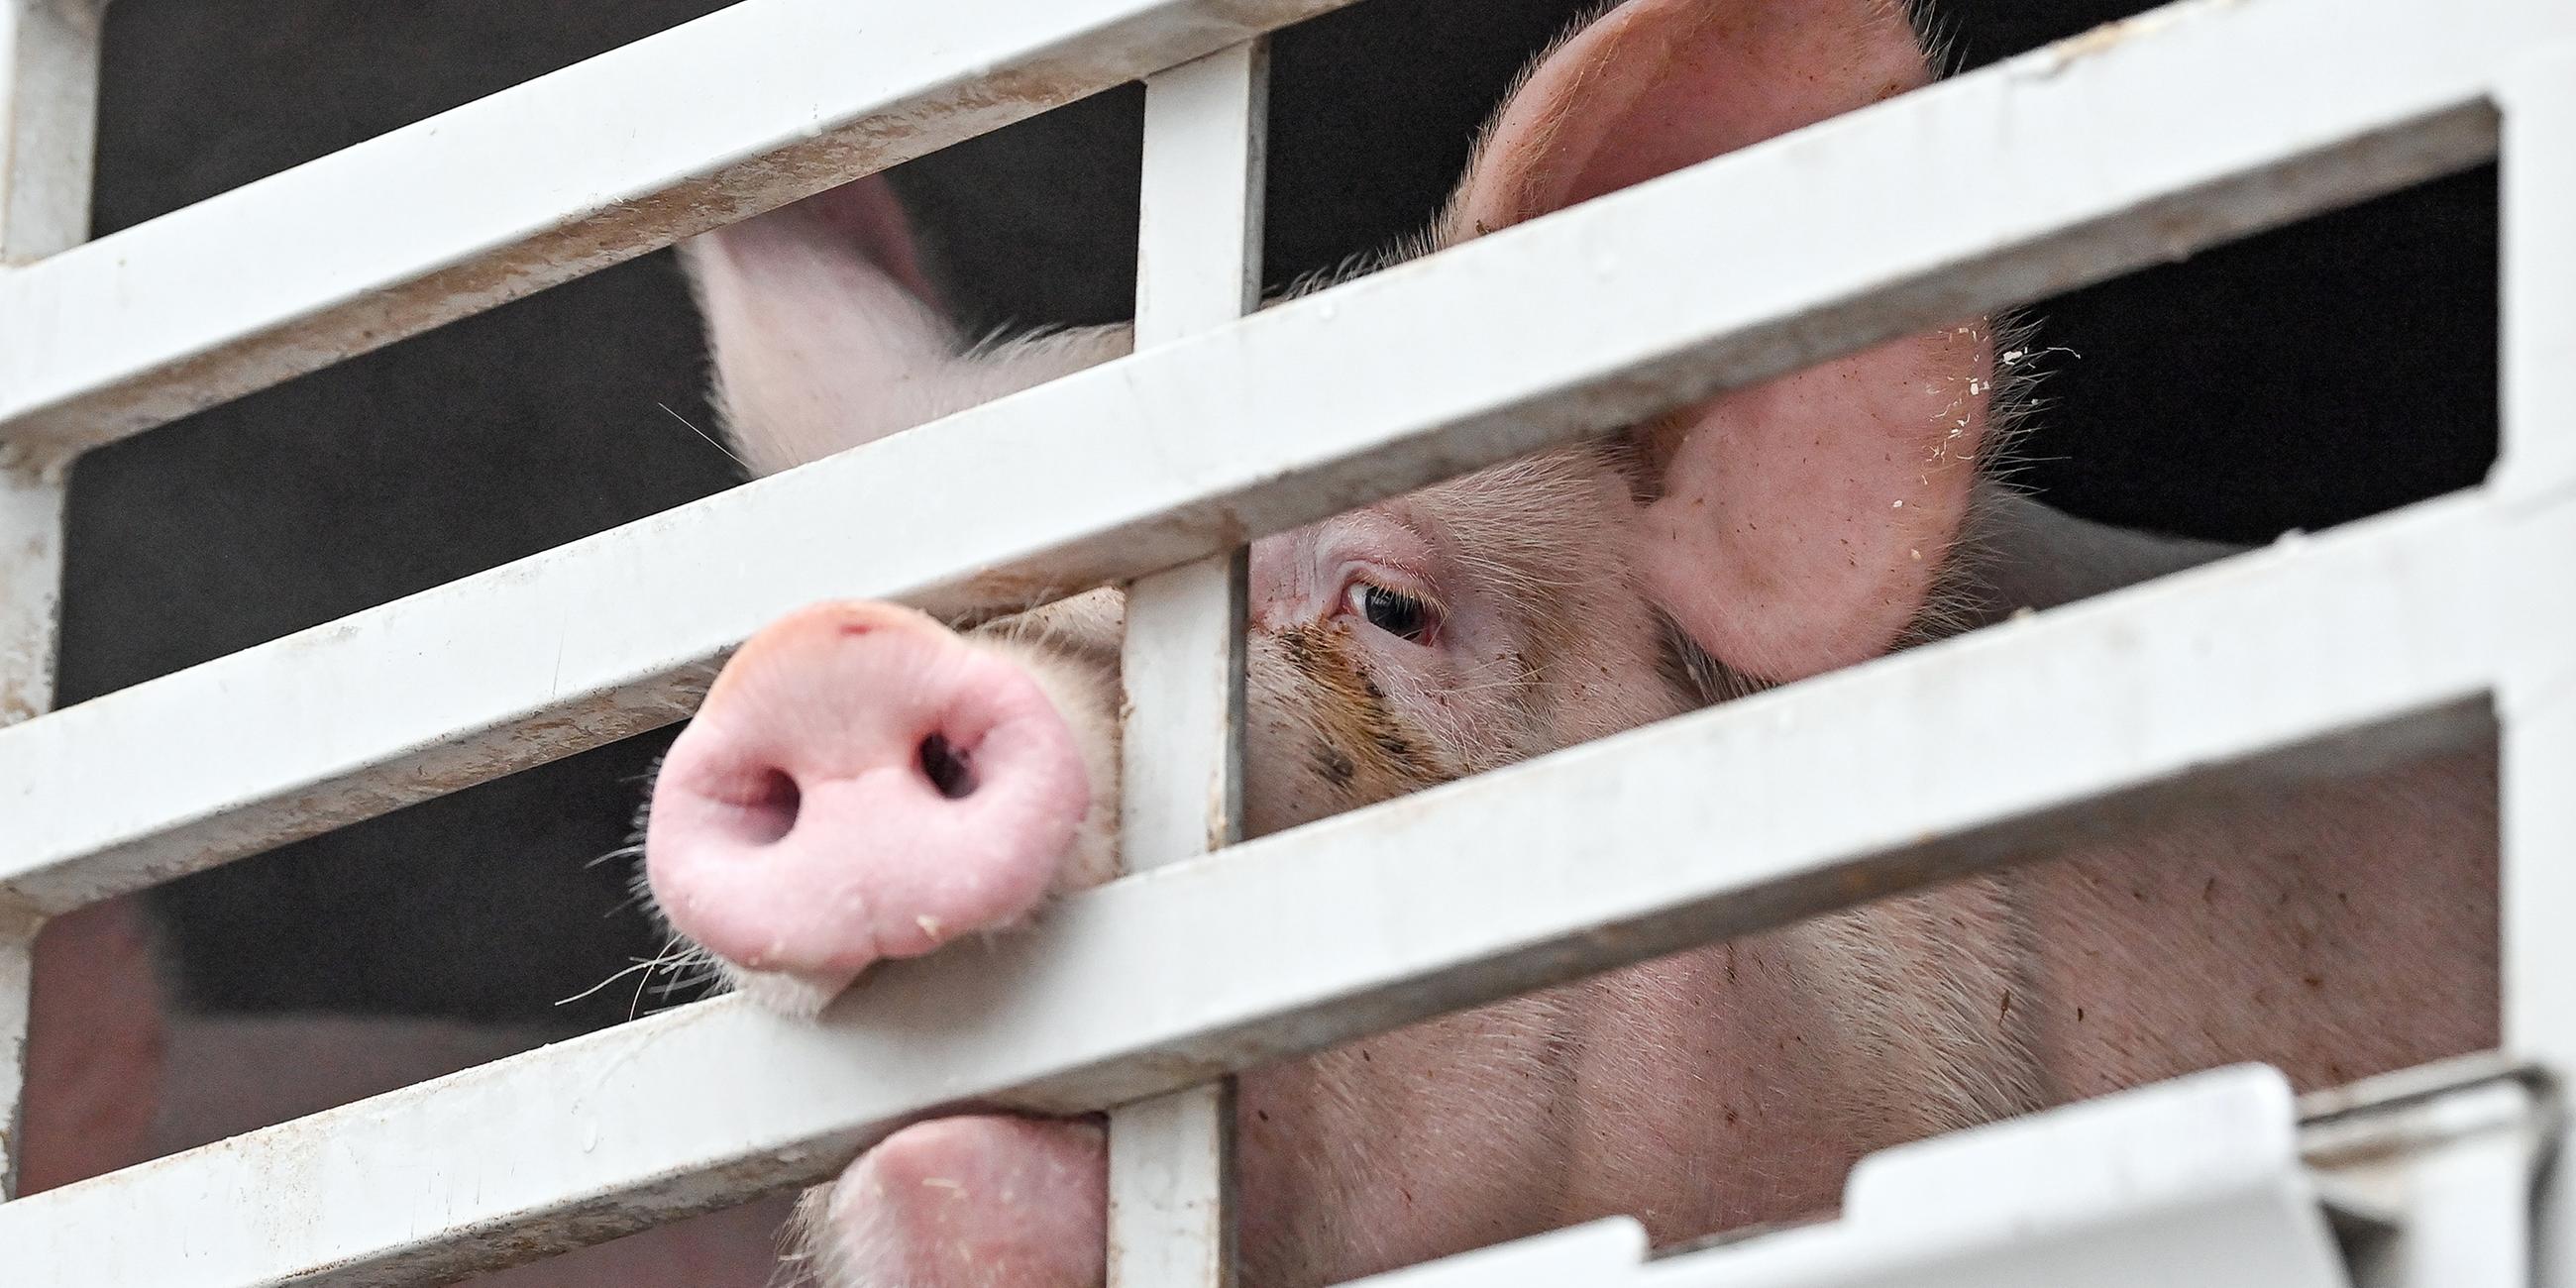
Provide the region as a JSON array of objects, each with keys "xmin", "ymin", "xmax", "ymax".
[
  {"xmin": 1448, "ymin": 0, "xmax": 1933, "ymax": 239},
  {"xmin": 683, "ymin": 176, "xmax": 1128, "ymax": 478},
  {"xmin": 1450, "ymin": 0, "xmax": 1991, "ymax": 685}
]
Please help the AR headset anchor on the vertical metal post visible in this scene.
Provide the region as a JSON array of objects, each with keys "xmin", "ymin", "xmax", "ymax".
[
  {"xmin": 1108, "ymin": 37, "xmax": 1266, "ymax": 1288},
  {"xmin": 0, "ymin": 0, "xmax": 102, "ymax": 1202},
  {"xmin": 2507, "ymin": 689, "xmax": 2576, "ymax": 1288},
  {"xmin": 2494, "ymin": 47, "xmax": 2576, "ymax": 507},
  {"xmin": 2498, "ymin": 44, "xmax": 2576, "ymax": 1288}
]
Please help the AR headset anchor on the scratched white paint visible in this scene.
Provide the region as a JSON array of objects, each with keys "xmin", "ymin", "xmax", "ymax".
[
  {"xmin": 1112, "ymin": 37, "xmax": 1268, "ymax": 1288},
  {"xmin": 0, "ymin": 0, "xmax": 99, "ymax": 1202},
  {"xmin": 0, "ymin": 0, "xmax": 94, "ymax": 268}
]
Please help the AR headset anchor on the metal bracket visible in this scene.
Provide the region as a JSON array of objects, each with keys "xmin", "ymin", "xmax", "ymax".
[
  {"xmin": 1342, "ymin": 1060, "xmax": 2561, "ymax": 1288},
  {"xmin": 2301, "ymin": 1055, "xmax": 2559, "ymax": 1288}
]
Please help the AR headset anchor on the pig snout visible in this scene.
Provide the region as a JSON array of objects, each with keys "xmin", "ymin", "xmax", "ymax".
[
  {"xmin": 646, "ymin": 600, "xmax": 1091, "ymax": 1001},
  {"xmin": 805, "ymin": 1116, "xmax": 1108, "ymax": 1286}
]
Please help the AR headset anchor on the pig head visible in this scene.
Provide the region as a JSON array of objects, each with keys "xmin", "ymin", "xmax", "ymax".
[
  {"xmin": 657, "ymin": 0, "xmax": 1986, "ymax": 996},
  {"xmin": 646, "ymin": 1, "xmax": 2498, "ymax": 1285}
]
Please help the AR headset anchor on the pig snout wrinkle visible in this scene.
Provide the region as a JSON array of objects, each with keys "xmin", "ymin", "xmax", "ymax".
[{"xmin": 644, "ymin": 601, "xmax": 1091, "ymax": 1004}]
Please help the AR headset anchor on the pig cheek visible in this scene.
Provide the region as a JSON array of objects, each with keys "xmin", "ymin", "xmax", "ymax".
[
  {"xmin": 1240, "ymin": 704, "xmax": 1355, "ymax": 838},
  {"xmin": 1238, "ymin": 656, "xmax": 1406, "ymax": 838}
]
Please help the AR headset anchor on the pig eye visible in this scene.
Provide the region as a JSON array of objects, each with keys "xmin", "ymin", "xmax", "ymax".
[{"xmin": 1348, "ymin": 583, "xmax": 1437, "ymax": 645}]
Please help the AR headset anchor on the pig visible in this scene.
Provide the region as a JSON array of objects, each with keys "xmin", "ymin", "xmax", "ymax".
[
  {"xmin": 16, "ymin": 3, "xmax": 2492, "ymax": 1287},
  {"xmin": 642, "ymin": 0, "xmax": 2497, "ymax": 1284}
]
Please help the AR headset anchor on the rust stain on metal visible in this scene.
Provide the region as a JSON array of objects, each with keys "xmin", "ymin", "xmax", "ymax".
[
  {"xmin": 0, "ymin": 681, "xmax": 44, "ymax": 727},
  {"xmin": 1129, "ymin": 503, "xmax": 1254, "ymax": 563},
  {"xmin": 1205, "ymin": 777, "xmax": 1234, "ymax": 851}
]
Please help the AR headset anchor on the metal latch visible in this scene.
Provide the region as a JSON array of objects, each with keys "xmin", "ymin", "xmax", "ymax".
[{"xmin": 1341, "ymin": 1059, "xmax": 2558, "ymax": 1288}]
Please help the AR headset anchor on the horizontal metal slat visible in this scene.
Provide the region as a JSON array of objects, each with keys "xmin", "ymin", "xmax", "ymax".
[
  {"xmin": 0, "ymin": 0, "xmax": 1357, "ymax": 457},
  {"xmin": 0, "ymin": 485, "xmax": 2553, "ymax": 1287},
  {"xmin": 0, "ymin": 0, "xmax": 2532, "ymax": 913}
]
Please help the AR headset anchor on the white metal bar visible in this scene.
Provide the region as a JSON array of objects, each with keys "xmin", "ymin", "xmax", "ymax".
[
  {"xmin": 2498, "ymin": 42, "xmax": 2576, "ymax": 1288},
  {"xmin": 0, "ymin": 0, "xmax": 98, "ymax": 1202},
  {"xmin": 2506, "ymin": 626, "xmax": 2576, "ymax": 1288},
  {"xmin": 2356, "ymin": 1116, "xmax": 2535, "ymax": 1288},
  {"xmin": 1111, "ymin": 39, "xmax": 1268, "ymax": 1288},
  {"xmin": 0, "ymin": 0, "xmax": 95, "ymax": 268},
  {"xmin": 0, "ymin": 459, "xmax": 61, "ymax": 731},
  {"xmin": 1131, "ymin": 40, "xmax": 1269, "ymax": 347},
  {"xmin": 0, "ymin": 0, "xmax": 2526, "ymax": 918},
  {"xmin": 0, "ymin": 915, "xmax": 30, "ymax": 1200},
  {"xmin": 0, "ymin": 465, "xmax": 50, "ymax": 1198},
  {"xmin": 0, "ymin": 487, "xmax": 2541, "ymax": 1286},
  {"xmin": 2495, "ymin": 44, "xmax": 2576, "ymax": 501},
  {"xmin": 1110, "ymin": 1071, "xmax": 1240, "ymax": 1288},
  {"xmin": 2513, "ymin": 693, "xmax": 2576, "ymax": 1288},
  {"xmin": 0, "ymin": 0, "xmax": 1359, "ymax": 458}
]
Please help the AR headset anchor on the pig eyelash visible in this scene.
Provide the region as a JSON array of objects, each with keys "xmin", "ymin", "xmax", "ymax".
[{"xmin": 1344, "ymin": 581, "xmax": 1442, "ymax": 646}]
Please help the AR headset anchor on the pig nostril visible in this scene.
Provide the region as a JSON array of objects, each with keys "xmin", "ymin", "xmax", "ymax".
[
  {"xmin": 738, "ymin": 768, "xmax": 801, "ymax": 845},
  {"xmin": 918, "ymin": 733, "xmax": 977, "ymax": 801}
]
